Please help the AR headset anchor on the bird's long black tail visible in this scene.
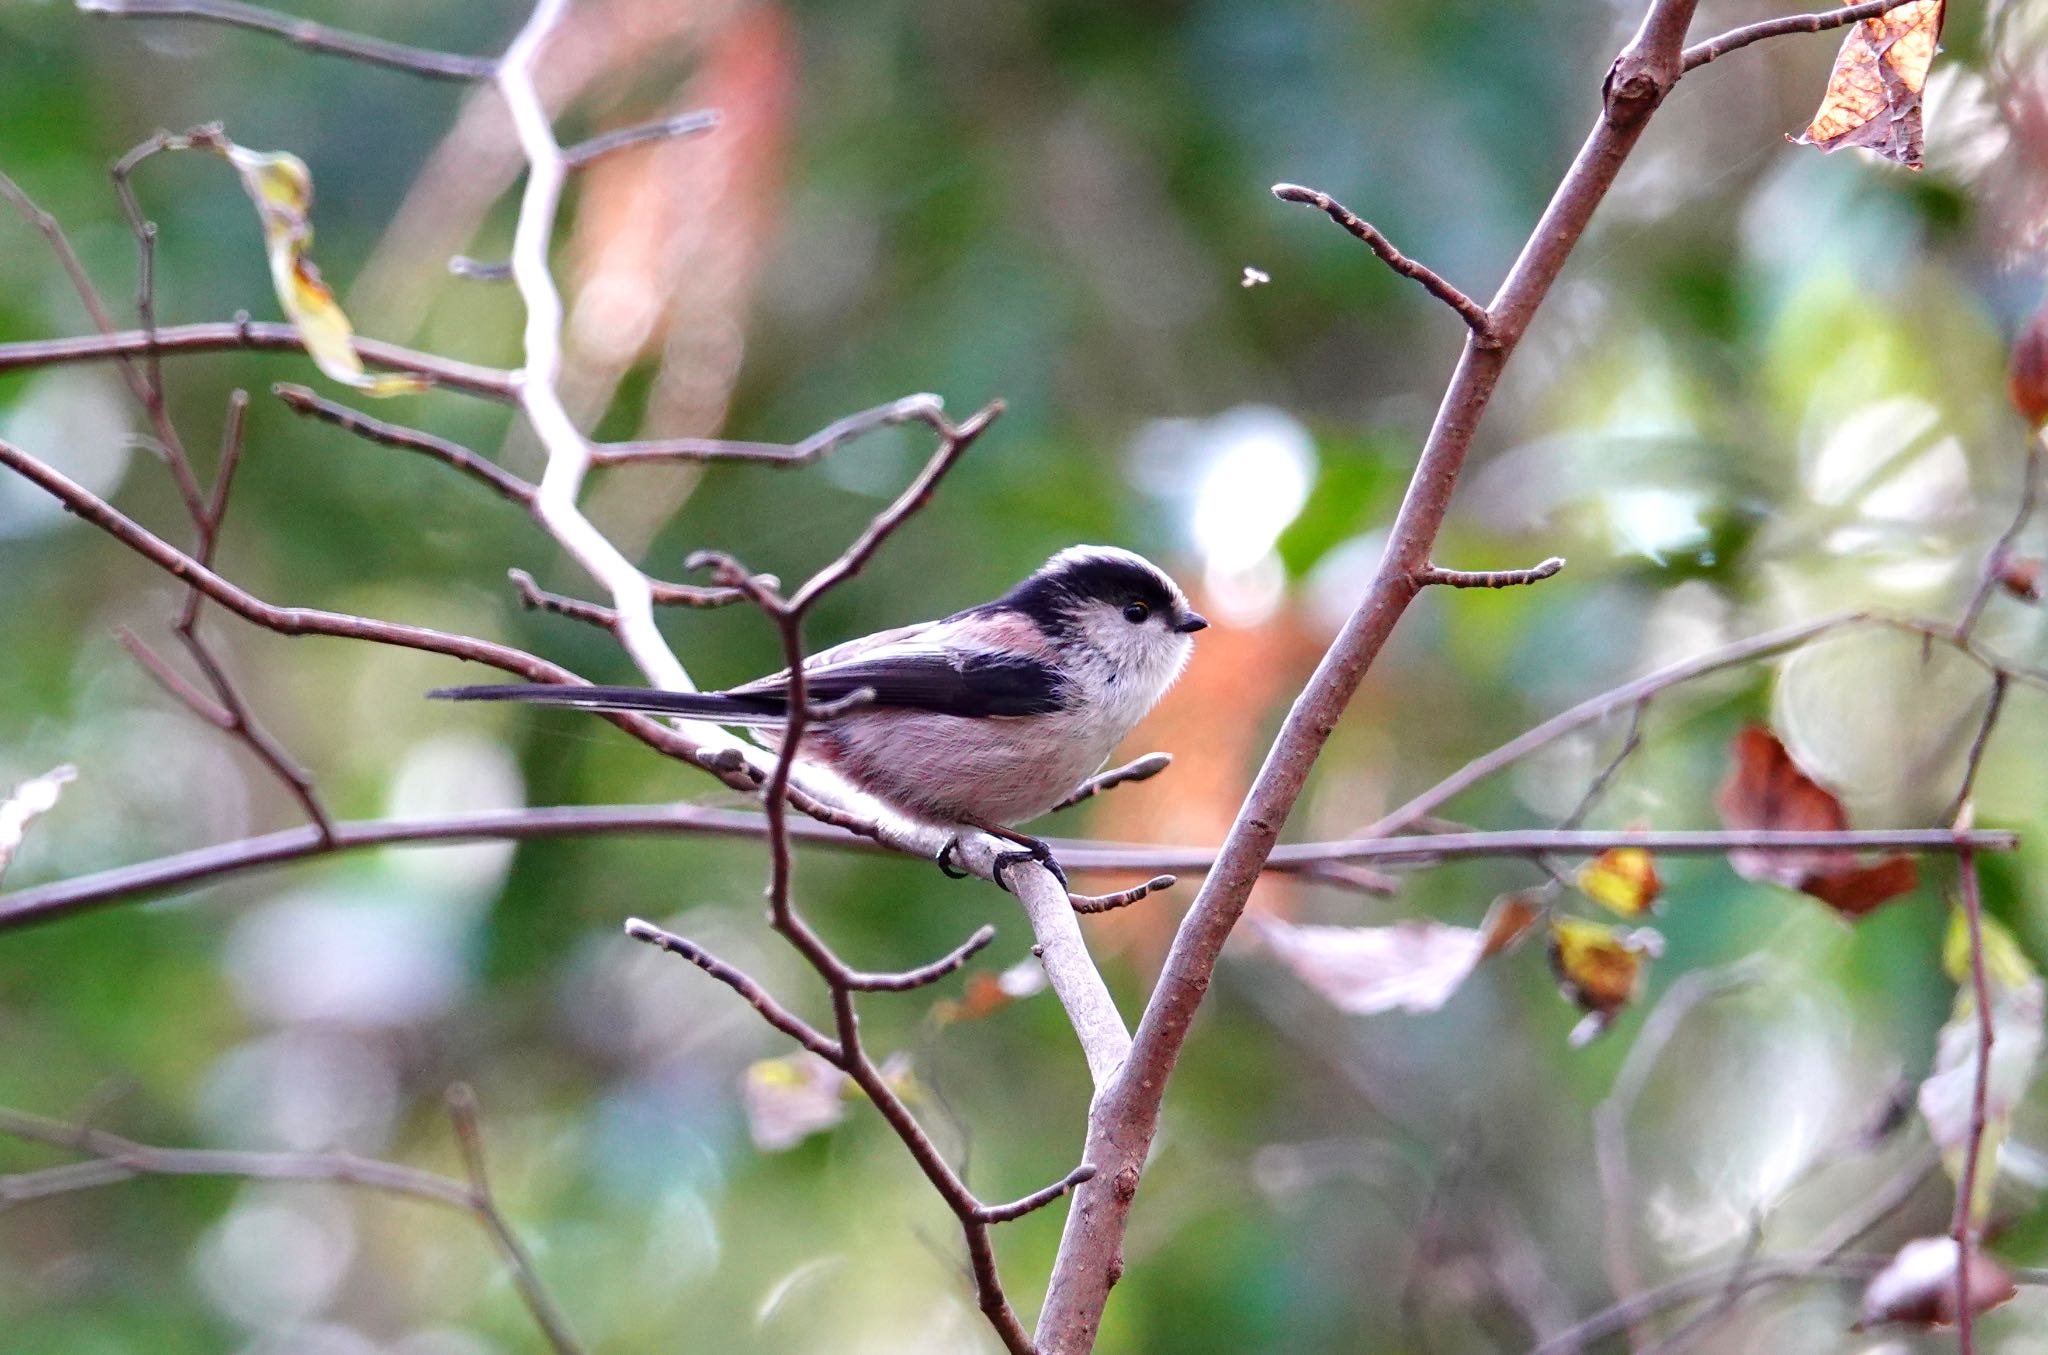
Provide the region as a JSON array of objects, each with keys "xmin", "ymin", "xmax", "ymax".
[{"xmin": 427, "ymin": 683, "xmax": 788, "ymax": 725}]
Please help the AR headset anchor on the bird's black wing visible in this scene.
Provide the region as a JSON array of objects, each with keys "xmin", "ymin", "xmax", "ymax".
[
  {"xmin": 733, "ymin": 648, "xmax": 1068, "ymax": 717},
  {"xmin": 430, "ymin": 650, "xmax": 1066, "ymax": 722}
]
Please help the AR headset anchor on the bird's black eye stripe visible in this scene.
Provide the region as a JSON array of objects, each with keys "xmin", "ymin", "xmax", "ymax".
[{"xmin": 1123, "ymin": 602, "xmax": 1151, "ymax": 624}]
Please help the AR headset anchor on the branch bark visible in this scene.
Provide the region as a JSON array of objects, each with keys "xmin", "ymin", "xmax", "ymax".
[{"xmin": 1034, "ymin": 4, "xmax": 1704, "ymax": 1347}]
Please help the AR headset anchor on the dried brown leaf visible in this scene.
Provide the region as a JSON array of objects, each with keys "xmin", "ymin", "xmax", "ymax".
[
  {"xmin": 1715, "ymin": 724, "xmax": 1918, "ymax": 918},
  {"xmin": 1792, "ymin": 0, "xmax": 1946, "ymax": 168},
  {"xmin": 1858, "ymin": 1236, "xmax": 2017, "ymax": 1329}
]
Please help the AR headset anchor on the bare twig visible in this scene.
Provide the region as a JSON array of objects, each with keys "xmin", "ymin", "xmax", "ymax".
[
  {"xmin": 1053, "ymin": 754, "xmax": 1173, "ymax": 813},
  {"xmin": 1071, "ymin": 875, "xmax": 1177, "ymax": 915},
  {"xmin": 1419, "ymin": 557, "xmax": 1567, "ymax": 589},
  {"xmin": 274, "ymin": 382, "xmax": 536, "ymax": 505},
  {"xmin": 623, "ymin": 919, "xmax": 839, "ymax": 1058},
  {"xmin": 1952, "ymin": 846, "xmax": 1994, "ymax": 1355},
  {"xmin": 590, "ymin": 393, "xmax": 953, "ymax": 467},
  {"xmin": 1593, "ymin": 959, "xmax": 1769, "ymax": 1347},
  {"xmin": 0, "ymin": 1104, "xmax": 585, "ymax": 1355},
  {"xmin": 842, "ymin": 924, "xmax": 999, "ymax": 992},
  {"xmin": 442, "ymin": 1087, "xmax": 589, "ymax": 1355},
  {"xmin": 0, "ymin": 319, "xmax": 517, "ymax": 398},
  {"xmin": 1271, "ymin": 183, "xmax": 1496, "ymax": 339},
  {"xmin": 1681, "ymin": 0, "xmax": 1940, "ymax": 72},
  {"xmin": 1956, "ymin": 438, "xmax": 2043, "ymax": 641},
  {"xmin": 563, "ymin": 109, "xmax": 720, "ymax": 169},
  {"xmin": 976, "ymin": 1165, "xmax": 1100, "ymax": 1224},
  {"xmin": 0, "ymin": 805, "xmax": 2012, "ymax": 936},
  {"xmin": 77, "ymin": 0, "xmax": 498, "ymax": 81}
]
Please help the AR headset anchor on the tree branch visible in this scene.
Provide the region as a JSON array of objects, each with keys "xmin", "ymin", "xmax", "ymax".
[
  {"xmin": 1418, "ymin": 557, "xmax": 1567, "ymax": 589},
  {"xmin": 1680, "ymin": 0, "xmax": 1935, "ymax": 73},
  {"xmin": 1053, "ymin": 753, "xmax": 1173, "ymax": 813},
  {"xmin": 0, "ymin": 320, "xmax": 517, "ymax": 398},
  {"xmin": 563, "ymin": 109, "xmax": 720, "ymax": 169},
  {"xmin": 76, "ymin": 0, "xmax": 498, "ymax": 81},
  {"xmin": 1034, "ymin": 5, "xmax": 1710, "ymax": 1347},
  {"xmin": 1272, "ymin": 183, "xmax": 1496, "ymax": 340},
  {"xmin": 0, "ymin": 1103, "xmax": 586, "ymax": 1355}
]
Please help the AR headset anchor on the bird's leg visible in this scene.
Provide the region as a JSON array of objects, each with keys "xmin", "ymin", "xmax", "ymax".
[{"xmin": 961, "ymin": 816, "xmax": 1069, "ymax": 893}]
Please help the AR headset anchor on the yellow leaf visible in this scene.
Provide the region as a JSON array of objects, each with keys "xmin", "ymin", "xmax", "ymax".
[
  {"xmin": 1576, "ymin": 846, "xmax": 1661, "ymax": 917},
  {"xmin": 219, "ymin": 141, "xmax": 427, "ymax": 397},
  {"xmin": 1548, "ymin": 917, "xmax": 1662, "ymax": 1046},
  {"xmin": 1791, "ymin": 0, "xmax": 1946, "ymax": 168}
]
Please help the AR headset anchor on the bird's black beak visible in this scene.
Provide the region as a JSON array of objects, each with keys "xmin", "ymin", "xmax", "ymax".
[{"xmin": 1174, "ymin": 612, "xmax": 1209, "ymax": 634}]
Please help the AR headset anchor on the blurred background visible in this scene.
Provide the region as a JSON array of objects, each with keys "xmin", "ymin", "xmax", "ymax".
[{"xmin": 4, "ymin": 0, "xmax": 2048, "ymax": 1351}]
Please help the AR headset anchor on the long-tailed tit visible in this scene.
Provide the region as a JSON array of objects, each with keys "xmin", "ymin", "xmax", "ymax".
[{"xmin": 431, "ymin": 546, "xmax": 1207, "ymax": 883}]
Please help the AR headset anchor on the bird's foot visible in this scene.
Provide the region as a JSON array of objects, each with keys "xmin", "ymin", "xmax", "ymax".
[
  {"xmin": 936, "ymin": 838, "xmax": 972, "ymax": 880},
  {"xmin": 991, "ymin": 835, "xmax": 1068, "ymax": 894}
]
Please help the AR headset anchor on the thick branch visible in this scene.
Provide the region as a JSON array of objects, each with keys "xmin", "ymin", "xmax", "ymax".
[
  {"xmin": 77, "ymin": 0, "xmax": 498, "ymax": 80},
  {"xmin": 1035, "ymin": 5, "xmax": 1707, "ymax": 1347},
  {"xmin": 1272, "ymin": 184, "xmax": 1495, "ymax": 339}
]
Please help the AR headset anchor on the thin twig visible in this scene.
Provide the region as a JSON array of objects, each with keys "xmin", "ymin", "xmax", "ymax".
[
  {"xmin": 1053, "ymin": 754, "xmax": 1173, "ymax": 813},
  {"xmin": 842, "ymin": 925, "xmax": 999, "ymax": 992},
  {"xmin": 563, "ymin": 109, "xmax": 720, "ymax": 169},
  {"xmin": 1956, "ymin": 438, "xmax": 2043, "ymax": 641},
  {"xmin": 274, "ymin": 382, "xmax": 536, "ymax": 505},
  {"xmin": 624, "ymin": 918, "xmax": 840, "ymax": 1058},
  {"xmin": 590, "ymin": 393, "xmax": 952, "ymax": 467},
  {"xmin": 1071, "ymin": 875, "xmax": 1177, "ymax": 915},
  {"xmin": 1271, "ymin": 183, "xmax": 1496, "ymax": 340},
  {"xmin": 1952, "ymin": 846, "xmax": 1994, "ymax": 1355},
  {"xmin": 77, "ymin": 0, "xmax": 498, "ymax": 80},
  {"xmin": 0, "ymin": 1104, "xmax": 585, "ymax": 1355},
  {"xmin": 442, "ymin": 1087, "xmax": 590, "ymax": 1355},
  {"xmin": 1418, "ymin": 557, "xmax": 1566, "ymax": 589},
  {"xmin": 0, "ymin": 319, "xmax": 517, "ymax": 398},
  {"xmin": 1681, "ymin": 0, "xmax": 1941, "ymax": 72},
  {"xmin": 1592, "ymin": 959, "xmax": 1769, "ymax": 1348},
  {"xmin": 976, "ymin": 1165, "xmax": 1100, "ymax": 1224}
]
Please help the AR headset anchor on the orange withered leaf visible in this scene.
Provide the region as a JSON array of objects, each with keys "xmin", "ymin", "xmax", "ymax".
[
  {"xmin": 1716, "ymin": 725, "xmax": 1918, "ymax": 918},
  {"xmin": 1480, "ymin": 890, "xmax": 1545, "ymax": 957},
  {"xmin": 1547, "ymin": 917, "xmax": 1661, "ymax": 1046},
  {"xmin": 1792, "ymin": 0, "xmax": 1945, "ymax": 169},
  {"xmin": 1999, "ymin": 556, "xmax": 2044, "ymax": 602},
  {"xmin": 2010, "ymin": 296, "xmax": 2048, "ymax": 428},
  {"xmin": 1576, "ymin": 846, "xmax": 1661, "ymax": 917}
]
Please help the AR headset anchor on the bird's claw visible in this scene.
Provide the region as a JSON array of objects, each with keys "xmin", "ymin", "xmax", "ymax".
[{"xmin": 937, "ymin": 832, "xmax": 1068, "ymax": 892}]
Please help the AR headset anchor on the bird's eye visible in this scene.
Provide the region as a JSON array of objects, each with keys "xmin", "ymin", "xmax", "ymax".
[{"xmin": 1122, "ymin": 602, "xmax": 1151, "ymax": 624}]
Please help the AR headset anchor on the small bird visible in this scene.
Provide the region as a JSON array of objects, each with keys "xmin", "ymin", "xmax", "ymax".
[{"xmin": 431, "ymin": 546, "xmax": 1207, "ymax": 884}]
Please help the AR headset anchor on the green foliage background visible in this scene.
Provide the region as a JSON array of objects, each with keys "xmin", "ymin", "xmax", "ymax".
[{"xmin": 3, "ymin": 1, "xmax": 2047, "ymax": 1351}]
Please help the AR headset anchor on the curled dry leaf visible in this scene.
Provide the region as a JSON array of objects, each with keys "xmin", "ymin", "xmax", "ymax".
[
  {"xmin": 0, "ymin": 764, "xmax": 76, "ymax": 885},
  {"xmin": 1575, "ymin": 846, "xmax": 1661, "ymax": 917},
  {"xmin": 1256, "ymin": 917, "xmax": 1489, "ymax": 1016},
  {"xmin": 1858, "ymin": 1235, "xmax": 2017, "ymax": 1329},
  {"xmin": 1547, "ymin": 916, "xmax": 1662, "ymax": 1047},
  {"xmin": 1792, "ymin": 0, "xmax": 1945, "ymax": 168},
  {"xmin": 219, "ymin": 142, "xmax": 427, "ymax": 397},
  {"xmin": 1920, "ymin": 909, "xmax": 2045, "ymax": 1222},
  {"xmin": 1480, "ymin": 890, "xmax": 1545, "ymax": 957},
  {"xmin": 1715, "ymin": 725, "xmax": 1918, "ymax": 918}
]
